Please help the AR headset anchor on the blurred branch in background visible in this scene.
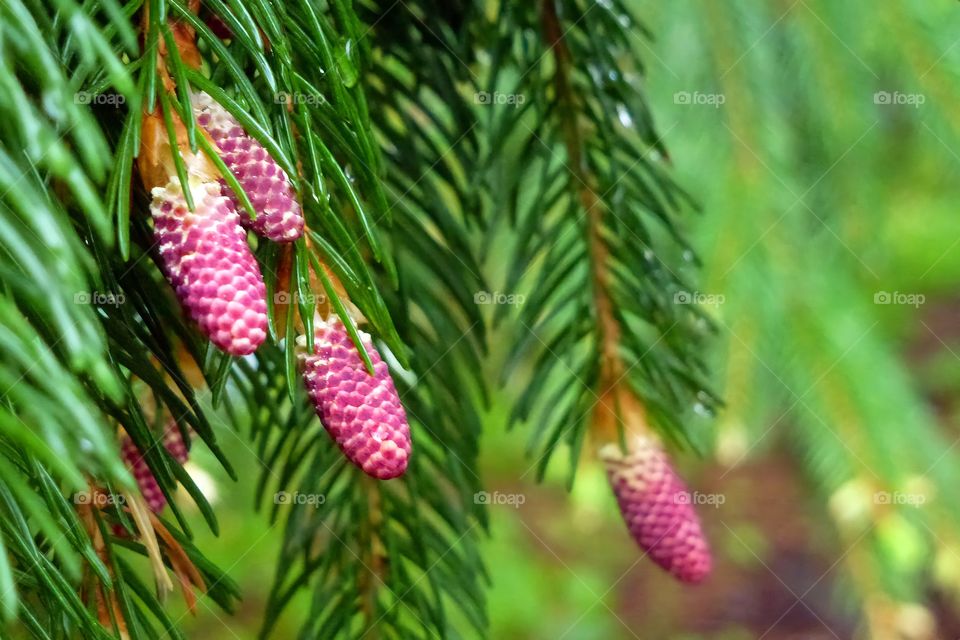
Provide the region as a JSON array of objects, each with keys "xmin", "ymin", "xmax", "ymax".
[
  {"xmin": 474, "ymin": 1, "xmax": 960, "ymax": 638},
  {"xmin": 486, "ymin": 1, "xmax": 960, "ymax": 638}
]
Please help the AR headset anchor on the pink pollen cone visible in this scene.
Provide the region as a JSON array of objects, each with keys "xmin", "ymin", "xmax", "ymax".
[
  {"xmin": 120, "ymin": 420, "xmax": 192, "ymax": 514},
  {"xmin": 600, "ymin": 436, "xmax": 712, "ymax": 584},
  {"xmin": 299, "ymin": 316, "xmax": 411, "ymax": 479},
  {"xmin": 150, "ymin": 180, "xmax": 268, "ymax": 356},
  {"xmin": 192, "ymin": 91, "xmax": 303, "ymax": 243}
]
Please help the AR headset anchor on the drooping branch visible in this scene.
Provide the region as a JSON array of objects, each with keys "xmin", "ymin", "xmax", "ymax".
[{"xmin": 540, "ymin": 0, "xmax": 625, "ymax": 444}]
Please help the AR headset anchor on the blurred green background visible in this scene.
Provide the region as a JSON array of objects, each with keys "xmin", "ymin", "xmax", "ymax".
[{"xmin": 170, "ymin": 2, "xmax": 960, "ymax": 638}]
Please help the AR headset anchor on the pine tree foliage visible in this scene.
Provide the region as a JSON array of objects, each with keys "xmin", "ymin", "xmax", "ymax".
[
  {"xmin": 0, "ymin": 0, "xmax": 717, "ymax": 637},
  {"xmin": 486, "ymin": 0, "xmax": 718, "ymax": 476},
  {"xmin": 246, "ymin": 2, "xmax": 490, "ymax": 637}
]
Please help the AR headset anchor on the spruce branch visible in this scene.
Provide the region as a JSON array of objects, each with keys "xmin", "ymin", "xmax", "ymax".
[
  {"xmin": 540, "ymin": 0, "xmax": 625, "ymax": 445},
  {"xmin": 496, "ymin": 0, "xmax": 718, "ymax": 479}
]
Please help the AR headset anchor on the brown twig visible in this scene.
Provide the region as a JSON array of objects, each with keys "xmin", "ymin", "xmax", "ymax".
[{"xmin": 540, "ymin": 0, "xmax": 630, "ymax": 445}]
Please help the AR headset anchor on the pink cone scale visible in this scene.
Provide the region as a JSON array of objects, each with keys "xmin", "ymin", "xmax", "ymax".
[
  {"xmin": 192, "ymin": 91, "xmax": 303, "ymax": 243},
  {"xmin": 150, "ymin": 179, "xmax": 268, "ymax": 356},
  {"xmin": 299, "ymin": 316, "xmax": 411, "ymax": 479},
  {"xmin": 163, "ymin": 421, "xmax": 190, "ymax": 465},
  {"xmin": 600, "ymin": 435, "xmax": 712, "ymax": 584},
  {"xmin": 120, "ymin": 421, "xmax": 191, "ymax": 514}
]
